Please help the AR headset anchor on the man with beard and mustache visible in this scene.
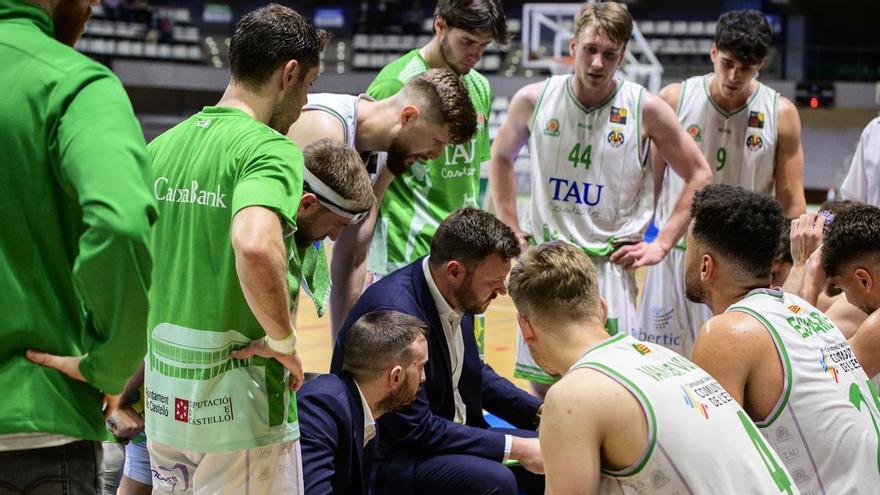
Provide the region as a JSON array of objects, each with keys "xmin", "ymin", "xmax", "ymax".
[
  {"xmin": 687, "ymin": 184, "xmax": 880, "ymax": 494},
  {"xmin": 0, "ymin": 0, "xmax": 156, "ymax": 491},
  {"xmin": 363, "ymin": 0, "xmax": 507, "ymax": 288},
  {"xmin": 331, "ymin": 208, "xmax": 544, "ymax": 495},
  {"xmin": 299, "ymin": 310, "xmax": 429, "ymax": 495},
  {"xmin": 490, "ymin": 2, "xmax": 711, "ymax": 395},
  {"xmin": 285, "ymin": 68, "xmax": 477, "ymax": 339},
  {"xmin": 143, "ymin": 6, "xmax": 358, "ymax": 490}
]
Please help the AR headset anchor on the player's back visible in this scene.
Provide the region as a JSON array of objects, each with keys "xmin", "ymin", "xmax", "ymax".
[
  {"xmin": 729, "ymin": 288, "xmax": 880, "ymax": 493},
  {"xmin": 569, "ymin": 333, "xmax": 798, "ymax": 494}
]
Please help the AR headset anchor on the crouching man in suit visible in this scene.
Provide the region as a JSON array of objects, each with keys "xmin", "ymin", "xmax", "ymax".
[
  {"xmin": 299, "ymin": 310, "xmax": 429, "ymax": 494},
  {"xmin": 332, "ymin": 207, "xmax": 544, "ymax": 495}
]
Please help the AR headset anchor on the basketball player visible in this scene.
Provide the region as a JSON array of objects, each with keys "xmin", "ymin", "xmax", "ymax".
[
  {"xmin": 508, "ymin": 241, "xmax": 797, "ymax": 494},
  {"xmin": 640, "ymin": 9, "xmax": 806, "ymax": 356},
  {"xmin": 841, "ymin": 116, "xmax": 880, "ymax": 205},
  {"xmin": 688, "ymin": 184, "xmax": 879, "ymax": 493},
  {"xmin": 286, "ymin": 69, "xmax": 477, "ymax": 336},
  {"xmin": 490, "ymin": 2, "xmax": 712, "ymax": 388}
]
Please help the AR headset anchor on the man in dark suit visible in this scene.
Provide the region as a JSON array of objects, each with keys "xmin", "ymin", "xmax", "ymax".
[
  {"xmin": 331, "ymin": 207, "xmax": 544, "ymax": 495},
  {"xmin": 299, "ymin": 310, "xmax": 429, "ymax": 494}
]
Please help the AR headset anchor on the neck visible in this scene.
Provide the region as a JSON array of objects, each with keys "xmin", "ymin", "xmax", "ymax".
[
  {"xmin": 705, "ymin": 275, "xmax": 769, "ymax": 315},
  {"xmin": 428, "ymin": 262, "xmax": 460, "ymax": 312},
  {"xmin": 355, "ymin": 98, "xmax": 398, "ymax": 151},
  {"xmin": 571, "ymin": 75, "xmax": 617, "ymax": 109},
  {"xmin": 419, "ymin": 36, "xmax": 451, "ymax": 71},
  {"xmin": 216, "ymin": 82, "xmax": 274, "ymax": 125},
  {"xmin": 708, "ymin": 75, "xmax": 756, "ymax": 113},
  {"xmin": 549, "ymin": 319, "xmax": 614, "ymax": 373},
  {"xmin": 355, "ymin": 378, "xmax": 386, "ymax": 419}
]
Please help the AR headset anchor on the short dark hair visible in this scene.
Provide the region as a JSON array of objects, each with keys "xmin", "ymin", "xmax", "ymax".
[
  {"xmin": 429, "ymin": 207, "xmax": 520, "ymax": 268},
  {"xmin": 229, "ymin": 4, "xmax": 330, "ymax": 89},
  {"xmin": 714, "ymin": 10, "xmax": 772, "ymax": 66},
  {"xmin": 342, "ymin": 310, "xmax": 427, "ymax": 382},
  {"xmin": 775, "ymin": 218, "xmax": 793, "ymax": 264},
  {"xmin": 822, "ymin": 203, "xmax": 880, "ymax": 277},
  {"xmin": 303, "ymin": 139, "xmax": 375, "ymax": 212},
  {"xmin": 404, "ymin": 69, "xmax": 477, "ymax": 145},
  {"xmin": 435, "ymin": 0, "xmax": 509, "ymax": 45},
  {"xmin": 691, "ymin": 184, "xmax": 783, "ymax": 279}
]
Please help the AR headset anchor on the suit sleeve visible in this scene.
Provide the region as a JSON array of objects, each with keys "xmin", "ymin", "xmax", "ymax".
[
  {"xmin": 299, "ymin": 391, "xmax": 343, "ymax": 495},
  {"xmin": 481, "ymin": 363, "xmax": 542, "ymax": 430},
  {"xmin": 379, "ymin": 386, "xmax": 507, "ymax": 459}
]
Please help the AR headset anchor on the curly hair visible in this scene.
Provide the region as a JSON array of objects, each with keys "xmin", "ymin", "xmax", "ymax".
[
  {"xmin": 691, "ymin": 184, "xmax": 783, "ymax": 279},
  {"xmin": 714, "ymin": 10, "xmax": 772, "ymax": 66},
  {"xmin": 230, "ymin": 4, "xmax": 330, "ymax": 89},
  {"xmin": 404, "ymin": 69, "xmax": 477, "ymax": 145},
  {"xmin": 435, "ymin": 0, "xmax": 509, "ymax": 45},
  {"xmin": 508, "ymin": 241, "xmax": 601, "ymax": 327},
  {"xmin": 430, "ymin": 207, "xmax": 520, "ymax": 268},
  {"xmin": 822, "ymin": 203, "xmax": 880, "ymax": 277}
]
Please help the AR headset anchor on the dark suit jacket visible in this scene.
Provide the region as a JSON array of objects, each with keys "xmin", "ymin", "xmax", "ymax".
[
  {"xmin": 330, "ymin": 258, "xmax": 542, "ymax": 486},
  {"xmin": 299, "ymin": 372, "xmax": 374, "ymax": 495}
]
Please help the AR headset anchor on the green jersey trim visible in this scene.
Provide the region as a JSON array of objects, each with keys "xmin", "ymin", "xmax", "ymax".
[
  {"xmin": 702, "ymin": 74, "xmax": 762, "ymax": 119},
  {"xmin": 726, "ymin": 304, "xmax": 793, "ymax": 428},
  {"xmin": 676, "ymin": 79, "xmax": 688, "ymax": 117},
  {"xmin": 575, "ymin": 361, "xmax": 658, "ymax": 477},
  {"xmin": 636, "ymin": 87, "xmax": 645, "ymax": 165},
  {"xmin": 513, "ymin": 367, "xmax": 559, "ymax": 385},
  {"xmin": 565, "ymin": 75, "xmax": 622, "ymax": 116},
  {"xmin": 572, "ymin": 333, "xmax": 629, "ymax": 364},
  {"xmin": 305, "ymin": 104, "xmax": 350, "ymax": 145},
  {"xmin": 529, "ymin": 79, "xmax": 553, "ymax": 132}
]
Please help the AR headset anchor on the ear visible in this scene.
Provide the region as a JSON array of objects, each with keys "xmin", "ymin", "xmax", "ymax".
[
  {"xmin": 297, "ymin": 192, "xmax": 318, "ymax": 216},
  {"xmin": 433, "ymin": 16, "xmax": 446, "ymax": 35},
  {"xmin": 388, "ymin": 365, "xmax": 404, "ymax": 390},
  {"xmin": 400, "ymin": 105, "xmax": 420, "ymax": 127},
  {"xmin": 445, "ymin": 260, "xmax": 464, "ymax": 283},
  {"xmin": 517, "ymin": 312, "xmax": 537, "ymax": 343},
  {"xmin": 598, "ymin": 297, "xmax": 608, "ymax": 324},
  {"xmin": 701, "ymin": 254, "xmax": 714, "ymax": 282},
  {"xmin": 280, "ymin": 59, "xmax": 300, "ymax": 91},
  {"xmin": 710, "ymin": 42, "xmax": 718, "ymax": 62},
  {"xmin": 855, "ymin": 268, "xmax": 874, "ymax": 293},
  {"xmin": 569, "ymin": 35, "xmax": 576, "ymax": 57}
]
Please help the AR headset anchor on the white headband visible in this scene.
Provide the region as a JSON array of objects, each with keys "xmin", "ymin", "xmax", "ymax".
[{"xmin": 303, "ymin": 168, "xmax": 370, "ymax": 224}]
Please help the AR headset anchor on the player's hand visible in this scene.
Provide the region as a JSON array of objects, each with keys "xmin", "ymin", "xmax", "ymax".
[
  {"xmin": 230, "ymin": 339, "xmax": 305, "ymax": 392},
  {"xmin": 509, "ymin": 436, "xmax": 544, "ymax": 474},
  {"xmin": 107, "ymin": 405, "xmax": 145, "ymax": 440},
  {"xmin": 802, "ymin": 244, "xmax": 827, "ymax": 305},
  {"xmin": 514, "ymin": 230, "xmax": 534, "ymax": 252},
  {"xmin": 609, "ymin": 241, "xmax": 667, "ymax": 270},
  {"xmin": 790, "ymin": 213, "xmax": 825, "ymax": 266},
  {"xmin": 26, "ymin": 350, "xmax": 121, "ymax": 418}
]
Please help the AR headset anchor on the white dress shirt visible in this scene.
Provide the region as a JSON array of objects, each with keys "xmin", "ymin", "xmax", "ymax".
[{"xmin": 354, "ymin": 381, "xmax": 376, "ymax": 447}]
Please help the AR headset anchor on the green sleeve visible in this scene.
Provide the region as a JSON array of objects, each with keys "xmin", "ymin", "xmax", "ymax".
[
  {"xmin": 366, "ymin": 77, "xmax": 405, "ymax": 101},
  {"xmin": 478, "ymin": 85, "xmax": 493, "ymax": 164},
  {"xmin": 52, "ymin": 70, "xmax": 157, "ymax": 394},
  {"xmin": 232, "ymin": 139, "xmax": 304, "ymax": 228}
]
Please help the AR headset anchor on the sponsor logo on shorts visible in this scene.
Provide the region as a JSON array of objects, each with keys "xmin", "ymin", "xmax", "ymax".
[
  {"xmin": 746, "ymin": 133, "xmax": 763, "ymax": 152},
  {"xmin": 607, "ymin": 129, "xmax": 625, "ymax": 148},
  {"xmin": 153, "ymin": 463, "xmax": 191, "ymax": 492},
  {"xmin": 610, "ymin": 106, "xmax": 628, "ymax": 125},
  {"xmin": 748, "ymin": 111, "xmax": 765, "ymax": 129},
  {"xmin": 544, "ymin": 118, "xmax": 560, "ymax": 136},
  {"xmin": 686, "ymin": 124, "xmax": 702, "ymax": 142}
]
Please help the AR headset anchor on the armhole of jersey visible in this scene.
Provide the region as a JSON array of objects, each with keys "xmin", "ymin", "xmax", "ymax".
[
  {"xmin": 636, "ymin": 87, "xmax": 648, "ymax": 167},
  {"xmin": 675, "ymin": 80, "xmax": 688, "ymax": 117},
  {"xmin": 528, "ymin": 79, "xmax": 553, "ymax": 133},
  {"xmin": 727, "ymin": 306, "xmax": 793, "ymax": 428},
  {"xmin": 304, "ymin": 104, "xmax": 350, "ymax": 145},
  {"xmin": 568, "ymin": 361, "xmax": 658, "ymax": 478}
]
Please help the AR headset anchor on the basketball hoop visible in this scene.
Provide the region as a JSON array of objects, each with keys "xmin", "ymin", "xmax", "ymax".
[{"xmin": 550, "ymin": 55, "xmax": 574, "ymax": 75}]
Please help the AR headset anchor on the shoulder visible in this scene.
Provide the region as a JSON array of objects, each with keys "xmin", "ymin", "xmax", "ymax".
[
  {"xmin": 299, "ymin": 375, "xmax": 350, "ymax": 411},
  {"xmin": 697, "ymin": 310, "xmax": 776, "ymax": 358},
  {"xmin": 657, "ymin": 82, "xmax": 683, "ymax": 110},
  {"xmin": 288, "ymin": 108, "xmax": 346, "ymax": 145},
  {"xmin": 544, "ymin": 367, "xmax": 624, "ymax": 427},
  {"xmin": 775, "ymin": 95, "xmax": 801, "ymax": 128}
]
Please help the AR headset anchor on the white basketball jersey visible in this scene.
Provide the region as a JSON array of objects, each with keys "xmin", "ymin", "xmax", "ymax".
[
  {"xmin": 656, "ymin": 74, "xmax": 779, "ymax": 230},
  {"xmin": 569, "ymin": 333, "xmax": 797, "ymax": 494},
  {"xmin": 303, "ymin": 93, "xmax": 386, "ymax": 177},
  {"xmin": 841, "ymin": 116, "xmax": 880, "ymax": 206},
  {"xmin": 729, "ymin": 289, "xmax": 880, "ymax": 494},
  {"xmin": 529, "ymin": 76, "xmax": 652, "ymax": 256}
]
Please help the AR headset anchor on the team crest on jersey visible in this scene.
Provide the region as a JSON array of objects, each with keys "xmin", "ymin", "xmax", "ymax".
[
  {"xmin": 746, "ymin": 133, "xmax": 763, "ymax": 152},
  {"xmin": 609, "ymin": 106, "xmax": 628, "ymax": 125},
  {"xmin": 686, "ymin": 124, "xmax": 702, "ymax": 142},
  {"xmin": 543, "ymin": 118, "xmax": 560, "ymax": 136},
  {"xmin": 748, "ymin": 111, "xmax": 765, "ymax": 129},
  {"xmin": 632, "ymin": 343, "xmax": 651, "ymax": 355},
  {"xmin": 607, "ymin": 129, "xmax": 625, "ymax": 148}
]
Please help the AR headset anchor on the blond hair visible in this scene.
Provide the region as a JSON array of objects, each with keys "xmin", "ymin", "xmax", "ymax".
[
  {"xmin": 302, "ymin": 139, "xmax": 375, "ymax": 212},
  {"xmin": 574, "ymin": 1, "xmax": 633, "ymax": 47},
  {"xmin": 399, "ymin": 68, "xmax": 477, "ymax": 145},
  {"xmin": 508, "ymin": 241, "xmax": 601, "ymax": 328}
]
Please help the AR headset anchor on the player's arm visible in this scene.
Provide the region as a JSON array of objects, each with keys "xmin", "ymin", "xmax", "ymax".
[
  {"xmin": 612, "ymin": 91, "xmax": 712, "ymax": 269},
  {"xmin": 825, "ymin": 295, "xmax": 868, "ymax": 338},
  {"xmin": 782, "ymin": 213, "xmax": 825, "ymax": 301},
  {"xmin": 286, "ymin": 110, "xmax": 346, "ymax": 148},
  {"xmin": 650, "ymin": 83, "xmax": 682, "ymax": 209},
  {"xmin": 849, "ymin": 311, "xmax": 880, "ymax": 379},
  {"xmin": 773, "ymin": 97, "xmax": 806, "ymax": 217},
  {"xmin": 329, "ymin": 167, "xmax": 395, "ymax": 338},
  {"xmin": 541, "ymin": 372, "xmax": 609, "ymax": 495},
  {"xmin": 488, "ymin": 83, "xmax": 541, "ymax": 250}
]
